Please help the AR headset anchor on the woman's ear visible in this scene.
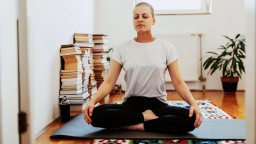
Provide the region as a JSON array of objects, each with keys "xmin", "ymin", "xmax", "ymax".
[{"xmin": 152, "ymin": 18, "xmax": 156, "ymax": 25}]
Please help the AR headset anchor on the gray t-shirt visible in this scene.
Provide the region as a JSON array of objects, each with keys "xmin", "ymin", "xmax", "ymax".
[{"xmin": 111, "ymin": 38, "xmax": 179, "ymax": 103}]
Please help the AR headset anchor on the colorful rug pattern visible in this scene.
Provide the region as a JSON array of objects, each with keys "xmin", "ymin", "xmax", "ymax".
[
  {"xmin": 167, "ymin": 100, "xmax": 234, "ymax": 120},
  {"xmin": 93, "ymin": 100, "xmax": 245, "ymax": 144}
]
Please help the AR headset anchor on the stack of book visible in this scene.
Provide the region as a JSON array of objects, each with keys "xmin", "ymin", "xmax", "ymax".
[
  {"xmin": 92, "ymin": 34, "xmax": 110, "ymax": 87},
  {"xmin": 73, "ymin": 33, "xmax": 98, "ymax": 98},
  {"xmin": 93, "ymin": 34, "xmax": 109, "ymax": 53},
  {"xmin": 92, "ymin": 34, "xmax": 110, "ymax": 103},
  {"xmin": 80, "ymin": 47, "xmax": 97, "ymax": 97},
  {"xmin": 73, "ymin": 33, "xmax": 94, "ymax": 48},
  {"xmin": 59, "ymin": 44, "xmax": 89, "ymax": 114}
]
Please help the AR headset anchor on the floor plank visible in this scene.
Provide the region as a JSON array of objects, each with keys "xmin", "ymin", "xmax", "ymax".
[{"xmin": 35, "ymin": 91, "xmax": 245, "ymax": 144}]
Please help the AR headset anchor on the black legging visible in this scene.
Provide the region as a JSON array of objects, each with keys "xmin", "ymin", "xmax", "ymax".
[{"xmin": 91, "ymin": 96, "xmax": 196, "ymax": 134}]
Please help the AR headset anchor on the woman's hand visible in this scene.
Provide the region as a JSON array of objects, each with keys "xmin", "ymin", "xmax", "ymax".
[
  {"xmin": 189, "ymin": 105, "xmax": 203, "ymax": 128},
  {"xmin": 82, "ymin": 102, "xmax": 95, "ymax": 124}
]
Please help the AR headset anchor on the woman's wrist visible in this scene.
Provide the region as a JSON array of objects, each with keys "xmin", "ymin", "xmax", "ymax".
[
  {"xmin": 190, "ymin": 101, "xmax": 199, "ymax": 107},
  {"xmin": 89, "ymin": 97, "xmax": 98, "ymax": 105},
  {"xmin": 190, "ymin": 105, "xmax": 199, "ymax": 109}
]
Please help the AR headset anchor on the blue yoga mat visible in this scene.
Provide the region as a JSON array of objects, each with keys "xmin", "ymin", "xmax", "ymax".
[{"xmin": 50, "ymin": 114, "xmax": 245, "ymax": 140}]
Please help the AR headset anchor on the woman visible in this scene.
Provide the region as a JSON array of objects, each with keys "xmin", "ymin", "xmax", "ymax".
[{"xmin": 82, "ymin": 2, "xmax": 202, "ymax": 134}]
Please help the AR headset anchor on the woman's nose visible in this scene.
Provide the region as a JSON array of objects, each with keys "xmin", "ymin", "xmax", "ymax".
[
  {"xmin": 138, "ymin": 19, "xmax": 143, "ymax": 23},
  {"xmin": 138, "ymin": 16, "xmax": 143, "ymax": 21}
]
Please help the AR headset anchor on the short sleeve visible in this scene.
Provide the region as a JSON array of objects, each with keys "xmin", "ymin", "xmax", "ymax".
[
  {"xmin": 110, "ymin": 45, "xmax": 123, "ymax": 65},
  {"xmin": 166, "ymin": 42, "xmax": 180, "ymax": 65}
]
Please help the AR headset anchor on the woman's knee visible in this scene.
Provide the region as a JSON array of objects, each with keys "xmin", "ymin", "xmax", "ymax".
[
  {"xmin": 90, "ymin": 107, "xmax": 108, "ymax": 127},
  {"xmin": 144, "ymin": 115, "xmax": 196, "ymax": 134},
  {"xmin": 182, "ymin": 113, "xmax": 196, "ymax": 128},
  {"xmin": 91, "ymin": 104, "xmax": 123, "ymax": 127},
  {"xmin": 91, "ymin": 105, "xmax": 109, "ymax": 124}
]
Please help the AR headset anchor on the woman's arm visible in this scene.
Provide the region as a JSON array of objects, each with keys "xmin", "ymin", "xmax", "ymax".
[
  {"xmin": 83, "ymin": 59, "xmax": 122, "ymax": 124},
  {"xmin": 168, "ymin": 60, "xmax": 202, "ymax": 128},
  {"xmin": 90, "ymin": 59, "xmax": 122, "ymax": 105},
  {"xmin": 167, "ymin": 60, "xmax": 197, "ymax": 106}
]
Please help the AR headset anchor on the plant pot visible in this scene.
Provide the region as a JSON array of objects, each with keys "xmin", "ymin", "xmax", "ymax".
[{"xmin": 221, "ymin": 77, "xmax": 239, "ymax": 95}]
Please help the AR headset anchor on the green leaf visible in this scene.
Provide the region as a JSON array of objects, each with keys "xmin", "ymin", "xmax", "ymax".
[
  {"xmin": 203, "ymin": 57, "xmax": 215, "ymax": 69},
  {"xmin": 203, "ymin": 34, "xmax": 246, "ymax": 78},
  {"xmin": 206, "ymin": 51, "xmax": 218, "ymax": 55},
  {"xmin": 222, "ymin": 59, "xmax": 231, "ymax": 76},
  {"xmin": 235, "ymin": 34, "xmax": 241, "ymax": 39},
  {"xmin": 218, "ymin": 45, "xmax": 227, "ymax": 50}
]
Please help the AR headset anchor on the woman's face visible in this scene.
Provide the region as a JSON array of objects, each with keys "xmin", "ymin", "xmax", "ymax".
[{"xmin": 133, "ymin": 5, "xmax": 155, "ymax": 33}]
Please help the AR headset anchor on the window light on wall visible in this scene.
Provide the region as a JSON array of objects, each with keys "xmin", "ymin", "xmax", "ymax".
[{"xmin": 135, "ymin": 0, "xmax": 212, "ymax": 15}]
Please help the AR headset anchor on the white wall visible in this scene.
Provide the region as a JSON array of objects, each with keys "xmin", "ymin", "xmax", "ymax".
[
  {"xmin": 30, "ymin": 0, "xmax": 94, "ymax": 135},
  {"xmin": 95, "ymin": 0, "xmax": 246, "ymax": 90},
  {"xmin": 245, "ymin": 0, "xmax": 256, "ymax": 142},
  {"xmin": 94, "ymin": 0, "xmax": 135, "ymax": 46},
  {"xmin": 0, "ymin": 0, "xmax": 19, "ymax": 144}
]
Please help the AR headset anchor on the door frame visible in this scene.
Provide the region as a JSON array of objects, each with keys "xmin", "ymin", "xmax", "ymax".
[
  {"xmin": 0, "ymin": 0, "xmax": 20, "ymax": 144},
  {"xmin": 19, "ymin": 0, "xmax": 34, "ymax": 143},
  {"xmin": 245, "ymin": 0, "xmax": 256, "ymax": 143},
  {"xmin": 0, "ymin": 35, "xmax": 2, "ymax": 144}
]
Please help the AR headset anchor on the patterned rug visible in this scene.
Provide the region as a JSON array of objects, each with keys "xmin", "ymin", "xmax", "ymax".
[{"xmin": 92, "ymin": 100, "xmax": 246, "ymax": 144}]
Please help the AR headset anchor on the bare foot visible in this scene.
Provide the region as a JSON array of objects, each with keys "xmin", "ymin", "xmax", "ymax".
[
  {"xmin": 122, "ymin": 123, "xmax": 144, "ymax": 131},
  {"xmin": 143, "ymin": 110, "xmax": 159, "ymax": 121}
]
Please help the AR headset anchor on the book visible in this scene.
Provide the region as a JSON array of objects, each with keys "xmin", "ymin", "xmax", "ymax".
[
  {"xmin": 93, "ymin": 39, "xmax": 109, "ymax": 44},
  {"xmin": 74, "ymin": 33, "xmax": 93, "ymax": 37},
  {"xmin": 74, "ymin": 42, "xmax": 94, "ymax": 48},
  {"xmin": 62, "ymin": 55, "xmax": 82, "ymax": 63},
  {"xmin": 61, "ymin": 44, "xmax": 74, "ymax": 48},
  {"xmin": 59, "ymin": 91, "xmax": 89, "ymax": 99},
  {"xmin": 60, "ymin": 69, "xmax": 83, "ymax": 73},
  {"xmin": 60, "ymin": 88, "xmax": 83, "ymax": 95}
]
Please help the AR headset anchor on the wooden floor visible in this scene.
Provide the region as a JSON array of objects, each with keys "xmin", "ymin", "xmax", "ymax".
[{"xmin": 35, "ymin": 91, "xmax": 245, "ymax": 144}]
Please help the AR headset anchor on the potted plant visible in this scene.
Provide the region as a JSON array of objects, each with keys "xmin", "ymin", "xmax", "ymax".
[
  {"xmin": 203, "ymin": 34, "xmax": 246, "ymax": 94},
  {"xmin": 105, "ymin": 47, "xmax": 113, "ymax": 62}
]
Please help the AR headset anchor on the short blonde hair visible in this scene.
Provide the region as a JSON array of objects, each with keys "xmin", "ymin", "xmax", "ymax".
[{"xmin": 134, "ymin": 2, "xmax": 155, "ymax": 18}]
